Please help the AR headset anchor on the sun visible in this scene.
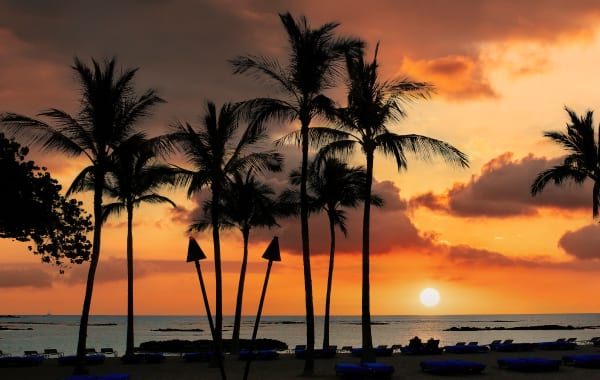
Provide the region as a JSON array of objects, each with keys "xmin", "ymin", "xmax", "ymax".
[{"xmin": 420, "ymin": 288, "xmax": 440, "ymax": 307}]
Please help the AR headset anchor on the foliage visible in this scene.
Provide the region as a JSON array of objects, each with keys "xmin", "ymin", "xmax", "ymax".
[
  {"xmin": 0, "ymin": 133, "xmax": 92, "ymax": 271},
  {"xmin": 531, "ymin": 107, "xmax": 600, "ymax": 218}
]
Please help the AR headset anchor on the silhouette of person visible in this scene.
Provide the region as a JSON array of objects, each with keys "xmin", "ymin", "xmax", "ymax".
[{"xmin": 409, "ymin": 336, "xmax": 422, "ymax": 349}]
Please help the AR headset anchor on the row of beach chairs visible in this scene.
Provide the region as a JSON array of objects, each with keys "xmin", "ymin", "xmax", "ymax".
[{"xmin": 339, "ymin": 353, "xmax": 600, "ymax": 377}]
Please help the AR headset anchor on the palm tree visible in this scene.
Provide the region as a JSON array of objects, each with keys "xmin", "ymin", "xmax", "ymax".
[
  {"xmin": 0, "ymin": 57, "xmax": 164, "ymax": 371},
  {"xmin": 230, "ymin": 13, "xmax": 363, "ymax": 373},
  {"xmin": 286, "ymin": 157, "xmax": 382, "ymax": 349},
  {"xmin": 531, "ymin": 107, "xmax": 600, "ymax": 218},
  {"xmin": 319, "ymin": 45, "xmax": 469, "ymax": 362},
  {"xmin": 189, "ymin": 170, "xmax": 280, "ymax": 354},
  {"xmin": 102, "ymin": 134, "xmax": 177, "ymax": 355},
  {"xmin": 167, "ymin": 101, "xmax": 282, "ymax": 359}
]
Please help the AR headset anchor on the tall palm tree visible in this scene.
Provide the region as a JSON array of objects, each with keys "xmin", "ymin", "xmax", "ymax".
[
  {"xmin": 102, "ymin": 134, "xmax": 177, "ymax": 355},
  {"xmin": 189, "ymin": 170, "xmax": 280, "ymax": 354},
  {"xmin": 286, "ymin": 157, "xmax": 383, "ymax": 349},
  {"xmin": 319, "ymin": 46, "xmax": 468, "ymax": 362},
  {"xmin": 531, "ymin": 107, "xmax": 600, "ymax": 218},
  {"xmin": 230, "ymin": 13, "xmax": 363, "ymax": 373},
  {"xmin": 167, "ymin": 101, "xmax": 282, "ymax": 360},
  {"xmin": 0, "ymin": 57, "xmax": 164, "ymax": 371}
]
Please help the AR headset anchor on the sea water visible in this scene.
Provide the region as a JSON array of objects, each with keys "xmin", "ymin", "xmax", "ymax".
[{"xmin": 1, "ymin": 314, "xmax": 599, "ymax": 356}]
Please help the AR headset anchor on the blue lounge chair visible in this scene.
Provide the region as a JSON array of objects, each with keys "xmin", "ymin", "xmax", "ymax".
[
  {"xmin": 493, "ymin": 342, "xmax": 536, "ymax": 352},
  {"xmin": 362, "ymin": 362, "xmax": 394, "ymax": 377},
  {"xmin": 498, "ymin": 357, "xmax": 561, "ymax": 371},
  {"xmin": 535, "ymin": 339, "xmax": 577, "ymax": 350},
  {"xmin": 421, "ymin": 359, "xmax": 486, "ymax": 374},
  {"xmin": 0, "ymin": 354, "xmax": 44, "ymax": 367},
  {"xmin": 58, "ymin": 353, "xmax": 106, "ymax": 366},
  {"xmin": 182, "ymin": 351, "xmax": 213, "ymax": 362},
  {"xmin": 121, "ymin": 352, "xmax": 165, "ymax": 364},
  {"xmin": 351, "ymin": 346, "xmax": 393, "ymax": 357},
  {"xmin": 444, "ymin": 342, "xmax": 489, "ymax": 353},
  {"xmin": 563, "ymin": 354, "xmax": 600, "ymax": 368},
  {"xmin": 64, "ymin": 375, "xmax": 130, "ymax": 380},
  {"xmin": 335, "ymin": 362, "xmax": 394, "ymax": 378},
  {"xmin": 335, "ymin": 363, "xmax": 370, "ymax": 378}
]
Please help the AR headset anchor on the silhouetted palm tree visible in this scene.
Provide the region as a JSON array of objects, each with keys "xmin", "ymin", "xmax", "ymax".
[
  {"xmin": 286, "ymin": 157, "xmax": 383, "ymax": 349},
  {"xmin": 0, "ymin": 57, "xmax": 164, "ymax": 371},
  {"xmin": 230, "ymin": 13, "xmax": 363, "ymax": 373},
  {"xmin": 320, "ymin": 46, "xmax": 468, "ymax": 362},
  {"xmin": 189, "ymin": 170, "xmax": 280, "ymax": 354},
  {"xmin": 102, "ymin": 134, "xmax": 177, "ymax": 355},
  {"xmin": 167, "ymin": 101, "xmax": 282, "ymax": 358},
  {"xmin": 531, "ymin": 107, "xmax": 600, "ymax": 218}
]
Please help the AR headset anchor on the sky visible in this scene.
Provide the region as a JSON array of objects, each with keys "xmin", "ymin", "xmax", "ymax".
[{"xmin": 2, "ymin": 0, "xmax": 600, "ymax": 317}]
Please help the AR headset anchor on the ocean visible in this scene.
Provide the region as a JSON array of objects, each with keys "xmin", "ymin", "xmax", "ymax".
[{"xmin": 1, "ymin": 314, "xmax": 599, "ymax": 356}]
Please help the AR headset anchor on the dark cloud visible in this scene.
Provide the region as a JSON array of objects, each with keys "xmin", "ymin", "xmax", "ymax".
[
  {"xmin": 558, "ymin": 224, "xmax": 600, "ymax": 260},
  {"xmin": 411, "ymin": 153, "xmax": 591, "ymax": 217},
  {"xmin": 2, "ymin": 0, "xmax": 600, "ymax": 130}
]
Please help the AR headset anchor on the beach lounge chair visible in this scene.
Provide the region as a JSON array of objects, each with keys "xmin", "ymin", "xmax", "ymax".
[
  {"xmin": 350, "ymin": 346, "xmax": 393, "ymax": 357},
  {"xmin": 563, "ymin": 354, "xmax": 600, "ymax": 368},
  {"xmin": 295, "ymin": 346, "xmax": 336, "ymax": 359},
  {"xmin": 400, "ymin": 338, "xmax": 443, "ymax": 355},
  {"xmin": 0, "ymin": 354, "xmax": 43, "ymax": 367},
  {"xmin": 182, "ymin": 351, "xmax": 213, "ymax": 362},
  {"xmin": 341, "ymin": 346, "xmax": 353, "ymax": 353},
  {"xmin": 58, "ymin": 353, "xmax": 106, "ymax": 366},
  {"xmin": 121, "ymin": 352, "xmax": 165, "ymax": 364},
  {"xmin": 101, "ymin": 347, "xmax": 118, "ymax": 356},
  {"xmin": 44, "ymin": 348, "xmax": 64, "ymax": 358},
  {"xmin": 335, "ymin": 363, "xmax": 370, "ymax": 378},
  {"xmin": 497, "ymin": 357, "xmax": 561, "ymax": 372},
  {"xmin": 535, "ymin": 338, "xmax": 577, "ymax": 350},
  {"xmin": 335, "ymin": 362, "xmax": 394, "ymax": 378},
  {"xmin": 24, "ymin": 350, "xmax": 40, "ymax": 356},
  {"xmin": 493, "ymin": 340, "xmax": 535, "ymax": 352},
  {"xmin": 421, "ymin": 359, "xmax": 486, "ymax": 374},
  {"xmin": 444, "ymin": 342, "xmax": 489, "ymax": 353},
  {"xmin": 64, "ymin": 375, "xmax": 130, "ymax": 380}
]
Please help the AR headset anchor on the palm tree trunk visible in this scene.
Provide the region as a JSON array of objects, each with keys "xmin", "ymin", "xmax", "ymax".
[
  {"xmin": 361, "ymin": 152, "xmax": 375, "ymax": 363},
  {"xmin": 322, "ymin": 212, "xmax": 336, "ymax": 349},
  {"xmin": 300, "ymin": 119, "xmax": 315, "ymax": 374},
  {"xmin": 211, "ymin": 184, "xmax": 224, "ymax": 358},
  {"xmin": 126, "ymin": 202, "xmax": 135, "ymax": 355},
  {"xmin": 74, "ymin": 174, "xmax": 103, "ymax": 374},
  {"xmin": 232, "ymin": 228, "xmax": 250, "ymax": 354}
]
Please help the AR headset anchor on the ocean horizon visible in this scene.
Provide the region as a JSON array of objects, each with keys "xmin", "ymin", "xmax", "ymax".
[{"xmin": 1, "ymin": 313, "xmax": 599, "ymax": 357}]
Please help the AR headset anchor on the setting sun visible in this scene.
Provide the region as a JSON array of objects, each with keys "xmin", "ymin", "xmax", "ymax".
[{"xmin": 420, "ymin": 288, "xmax": 441, "ymax": 307}]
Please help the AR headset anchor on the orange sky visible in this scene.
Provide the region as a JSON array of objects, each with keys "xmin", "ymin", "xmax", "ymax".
[{"xmin": 2, "ymin": 0, "xmax": 600, "ymax": 316}]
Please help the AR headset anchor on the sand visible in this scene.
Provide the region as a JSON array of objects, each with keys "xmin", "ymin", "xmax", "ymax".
[{"xmin": 1, "ymin": 345, "xmax": 599, "ymax": 380}]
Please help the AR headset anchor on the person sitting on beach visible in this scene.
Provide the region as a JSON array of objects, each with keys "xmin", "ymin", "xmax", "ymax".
[{"xmin": 409, "ymin": 336, "xmax": 422, "ymax": 349}]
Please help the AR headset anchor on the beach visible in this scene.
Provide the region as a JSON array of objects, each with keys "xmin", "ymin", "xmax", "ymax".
[{"xmin": 1, "ymin": 345, "xmax": 599, "ymax": 380}]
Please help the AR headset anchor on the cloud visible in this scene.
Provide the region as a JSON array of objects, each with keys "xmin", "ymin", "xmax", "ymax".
[
  {"xmin": 558, "ymin": 224, "xmax": 600, "ymax": 260},
  {"xmin": 400, "ymin": 55, "xmax": 498, "ymax": 100},
  {"xmin": 411, "ymin": 153, "xmax": 591, "ymax": 217},
  {"xmin": 0, "ymin": 266, "xmax": 54, "ymax": 288},
  {"xmin": 259, "ymin": 179, "xmax": 434, "ymax": 256},
  {"xmin": 2, "ymin": 0, "xmax": 600, "ymax": 126}
]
